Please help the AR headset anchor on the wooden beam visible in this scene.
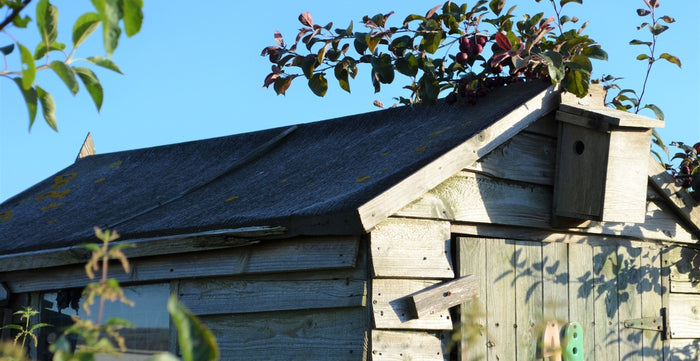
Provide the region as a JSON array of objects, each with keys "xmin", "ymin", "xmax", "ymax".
[
  {"xmin": 372, "ymin": 278, "xmax": 453, "ymax": 330},
  {"xmin": 358, "ymin": 85, "xmax": 560, "ymax": 232},
  {"xmin": 647, "ymin": 155, "xmax": 700, "ymax": 236},
  {"xmin": 0, "ymin": 226, "xmax": 286, "ymax": 272},
  {"xmin": 371, "ymin": 330, "xmax": 449, "ymax": 361},
  {"xmin": 1, "ymin": 236, "xmax": 359, "ymax": 293},
  {"xmin": 410, "ymin": 275, "xmax": 478, "ymax": 319}
]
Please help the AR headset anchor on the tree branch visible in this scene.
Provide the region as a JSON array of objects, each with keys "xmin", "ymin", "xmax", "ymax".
[{"xmin": 0, "ymin": 0, "xmax": 32, "ymax": 33}]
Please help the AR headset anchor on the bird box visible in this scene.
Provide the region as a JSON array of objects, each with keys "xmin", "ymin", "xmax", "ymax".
[{"xmin": 553, "ymin": 102, "xmax": 664, "ymax": 224}]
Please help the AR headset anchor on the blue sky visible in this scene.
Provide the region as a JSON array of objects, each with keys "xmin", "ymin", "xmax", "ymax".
[{"xmin": 1, "ymin": 0, "xmax": 698, "ymax": 202}]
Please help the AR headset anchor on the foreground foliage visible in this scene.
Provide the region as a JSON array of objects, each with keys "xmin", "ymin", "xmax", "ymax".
[{"xmin": 0, "ymin": 0, "xmax": 143, "ymax": 131}]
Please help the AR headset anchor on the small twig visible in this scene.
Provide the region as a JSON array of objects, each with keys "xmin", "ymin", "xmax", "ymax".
[{"xmin": 0, "ymin": 0, "xmax": 32, "ymax": 32}]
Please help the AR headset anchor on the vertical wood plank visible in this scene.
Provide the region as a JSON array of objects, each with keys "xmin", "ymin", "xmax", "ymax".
[
  {"xmin": 640, "ymin": 246, "xmax": 664, "ymax": 361},
  {"xmin": 486, "ymin": 239, "xmax": 516, "ymax": 361},
  {"xmin": 514, "ymin": 240, "xmax": 543, "ymax": 361},
  {"xmin": 542, "ymin": 242, "xmax": 568, "ymax": 323},
  {"xmin": 617, "ymin": 245, "xmax": 642, "ymax": 361},
  {"xmin": 568, "ymin": 242, "xmax": 595, "ymax": 359},
  {"xmin": 457, "ymin": 237, "xmax": 487, "ymax": 361},
  {"xmin": 593, "ymin": 246, "xmax": 620, "ymax": 361}
]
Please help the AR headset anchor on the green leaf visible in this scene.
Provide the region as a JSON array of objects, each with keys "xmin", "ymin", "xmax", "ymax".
[
  {"xmin": 74, "ymin": 67, "xmax": 104, "ymax": 111},
  {"xmin": 122, "ymin": 0, "xmax": 144, "ymax": 37},
  {"xmin": 101, "ymin": 0, "xmax": 122, "ymax": 56},
  {"xmin": 564, "ymin": 68, "xmax": 590, "ymax": 98},
  {"xmin": 659, "ymin": 53, "xmax": 681, "ymax": 67},
  {"xmin": 36, "ymin": 85, "xmax": 58, "ymax": 131},
  {"xmin": 396, "ymin": 53, "xmax": 418, "ymax": 77},
  {"xmin": 0, "ymin": 43, "xmax": 14, "ymax": 55},
  {"xmin": 542, "ymin": 51, "xmax": 564, "ymax": 83},
  {"xmin": 14, "ymin": 79, "xmax": 38, "ymax": 128},
  {"xmin": 12, "ymin": 14, "xmax": 31, "ymax": 28},
  {"xmin": 308, "ymin": 73, "xmax": 328, "ymax": 97},
  {"xmin": 371, "ymin": 53, "xmax": 394, "ymax": 84},
  {"xmin": 581, "ymin": 45, "xmax": 608, "ymax": 60},
  {"xmin": 0, "ymin": 324, "xmax": 23, "ymax": 331},
  {"xmin": 334, "ymin": 63, "xmax": 350, "ymax": 93},
  {"xmin": 36, "ymin": 0, "xmax": 59, "ymax": 47},
  {"xmin": 636, "ymin": 54, "xmax": 650, "ymax": 61},
  {"xmin": 300, "ymin": 55, "xmax": 316, "ymax": 79},
  {"xmin": 403, "ymin": 14, "xmax": 426, "ymax": 27},
  {"xmin": 649, "ymin": 23, "xmax": 668, "ymax": 35},
  {"xmin": 644, "ymin": 104, "xmax": 665, "ymax": 120},
  {"xmin": 629, "ymin": 39, "xmax": 652, "ymax": 46},
  {"xmin": 273, "ymin": 76, "xmax": 294, "ymax": 95},
  {"xmin": 86, "ymin": 56, "xmax": 123, "ymax": 73},
  {"xmin": 72, "ymin": 12, "xmax": 101, "ymax": 47},
  {"xmin": 34, "ymin": 41, "xmax": 66, "ymax": 59},
  {"xmin": 50, "ymin": 61, "xmax": 79, "ymax": 95},
  {"xmin": 354, "ymin": 32, "xmax": 368, "ymax": 54},
  {"xmin": 167, "ymin": 295, "xmax": 219, "ymax": 361},
  {"xmin": 560, "ymin": 0, "xmax": 583, "ymax": 6},
  {"xmin": 18, "ymin": 43, "xmax": 35, "ymax": 90},
  {"xmin": 489, "ymin": 0, "xmax": 505, "ymax": 16}
]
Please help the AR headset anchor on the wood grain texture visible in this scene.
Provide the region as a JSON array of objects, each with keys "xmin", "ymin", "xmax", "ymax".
[
  {"xmin": 593, "ymin": 245, "xmax": 620, "ymax": 361},
  {"xmin": 640, "ymin": 246, "xmax": 665, "ymax": 361},
  {"xmin": 617, "ymin": 245, "xmax": 643, "ymax": 361},
  {"xmin": 372, "ymin": 278, "xmax": 453, "ymax": 330},
  {"xmin": 542, "ymin": 241, "xmax": 568, "ymax": 322},
  {"xmin": 457, "ymin": 237, "xmax": 488, "ymax": 361},
  {"xmin": 202, "ymin": 307, "xmax": 368, "ymax": 361},
  {"xmin": 398, "ymin": 170, "xmax": 699, "ymax": 244},
  {"xmin": 668, "ymin": 293, "xmax": 700, "ymax": 339},
  {"xmin": 3, "ymin": 237, "xmax": 359, "ymax": 293},
  {"xmin": 663, "ymin": 246, "xmax": 700, "ymax": 294},
  {"xmin": 567, "ymin": 243, "xmax": 596, "ymax": 359},
  {"xmin": 370, "ymin": 218, "xmax": 454, "ymax": 279},
  {"xmin": 410, "ymin": 275, "xmax": 478, "ymax": 319},
  {"xmin": 357, "ymin": 85, "xmax": 560, "ymax": 231},
  {"xmin": 514, "ymin": 240, "xmax": 543, "ymax": 361},
  {"xmin": 466, "ymin": 131, "xmax": 557, "ymax": 186},
  {"xmin": 371, "ymin": 330, "xmax": 448, "ymax": 361},
  {"xmin": 179, "ymin": 277, "xmax": 367, "ymax": 316},
  {"xmin": 486, "ymin": 238, "xmax": 516, "ymax": 361},
  {"xmin": 668, "ymin": 339, "xmax": 700, "ymax": 361},
  {"xmin": 647, "ymin": 155, "xmax": 700, "ymax": 236}
]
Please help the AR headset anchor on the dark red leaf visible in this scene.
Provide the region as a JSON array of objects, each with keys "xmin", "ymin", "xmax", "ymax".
[
  {"xmin": 495, "ymin": 32, "xmax": 511, "ymax": 51},
  {"xmin": 274, "ymin": 31, "xmax": 284, "ymax": 47},
  {"xmin": 299, "ymin": 12, "xmax": 314, "ymax": 27}
]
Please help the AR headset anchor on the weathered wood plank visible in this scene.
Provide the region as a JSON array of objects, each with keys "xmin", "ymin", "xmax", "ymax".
[
  {"xmin": 558, "ymin": 103, "xmax": 664, "ymax": 129},
  {"xmin": 202, "ymin": 307, "xmax": 368, "ymax": 361},
  {"xmin": 640, "ymin": 246, "xmax": 664, "ymax": 361},
  {"xmin": 523, "ymin": 112, "xmax": 558, "ymax": 138},
  {"xmin": 593, "ymin": 245, "xmax": 620, "ymax": 361},
  {"xmin": 399, "ymin": 170, "xmax": 699, "ymax": 244},
  {"xmin": 648, "ymin": 155, "xmax": 700, "ymax": 236},
  {"xmin": 2, "ymin": 237, "xmax": 359, "ymax": 293},
  {"xmin": 663, "ymin": 246, "xmax": 700, "ymax": 294},
  {"xmin": 542, "ymin": 241, "xmax": 568, "ymax": 323},
  {"xmin": 451, "ymin": 223, "xmax": 664, "ymax": 249},
  {"xmin": 466, "ymin": 131, "xmax": 557, "ymax": 186},
  {"xmin": 457, "ymin": 237, "xmax": 488, "ymax": 361},
  {"xmin": 410, "ymin": 275, "xmax": 478, "ymax": 319},
  {"xmin": 668, "ymin": 293, "xmax": 700, "ymax": 339},
  {"xmin": 370, "ymin": 218, "xmax": 454, "ymax": 279},
  {"xmin": 0, "ymin": 226, "xmax": 286, "ymax": 273},
  {"xmin": 371, "ymin": 330, "xmax": 449, "ymax": 361},
  {"xmin": 357, "ymin": 85, "xmax": 560, "ymax": 231},
  {"xmin": 668, "ymin": 339, "xmax": 700, "ymax": 361},
  {"xmin": 514, "ymin": 240, "xmax": 543, "ymax": 361},
  {"xmin": 617, "ymin": 245, "xmax": 643, "ymax": 361},
  {"xmin": 486, "ymin": 238, "xmax": 516, "ymax": 361},
  {"xmin": 372, "ymin": 278, "xmax": 453, "ymax": 330},
  {"xmin": 567, "ymin": 243, "xmax": 595, "ymax": 359},
  {"xmin": 179, "ymin": 278, "xmax": 367, "ymax": 316}
]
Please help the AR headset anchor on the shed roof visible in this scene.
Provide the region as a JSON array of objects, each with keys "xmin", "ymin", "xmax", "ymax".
[{"xmin": 0, "ymin": 82, "xmax": 560, "ymax": 254}]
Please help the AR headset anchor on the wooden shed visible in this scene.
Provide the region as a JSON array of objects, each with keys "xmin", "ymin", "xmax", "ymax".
[{"xmin": 1, "ymin": 81, "xmax": 699, "ymax": 361}]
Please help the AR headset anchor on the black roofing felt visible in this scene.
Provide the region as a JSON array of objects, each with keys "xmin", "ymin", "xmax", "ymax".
[{"xmin": 0, "ymin": 82, "xmax": 551, "ymax": 254}]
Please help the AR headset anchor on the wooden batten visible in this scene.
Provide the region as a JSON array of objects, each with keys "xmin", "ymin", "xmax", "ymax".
[
  {"xmin": 75, "ymin": 132, "xmax": 96, "ymax": 160},
  {"xmin": 372, "ymin": 278, "xmax": 453, "ymax": 330},
  {"xmin": 1, "ymin": 236, "xmax": 360, "ymax": 293},
  {"xmin": 371, "ymin": 330, "xmax": 449, "ymax": 361},
  {"xmin": 553, "ymin": 95, "xmax": 664, "ymax": 224},
  {"xmin": 409, "ymin": 275, "xmax": 478, "ymax": 319},
  {"xmin": 370, "ymin": 218, "xmax": 454, "ymax": 279}
]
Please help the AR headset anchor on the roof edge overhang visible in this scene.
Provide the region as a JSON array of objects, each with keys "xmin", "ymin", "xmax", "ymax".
[
  {"xmin": 0, "ymin": 226, "xmax": 287, "ymax": 273},
  {"xmin": 648, "ymin": 155, "xmax": 700, "ymax": 238},
  {"xmin": 357, "ymin": 84, "xmax": 561, "ymax": 232}
]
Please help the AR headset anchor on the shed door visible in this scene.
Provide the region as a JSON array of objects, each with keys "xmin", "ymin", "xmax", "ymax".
[{"xmin": 456, "ymin": 236, "xmax": 665, "ymax": 361}]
